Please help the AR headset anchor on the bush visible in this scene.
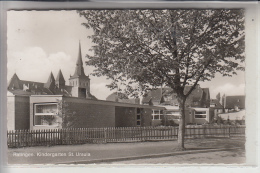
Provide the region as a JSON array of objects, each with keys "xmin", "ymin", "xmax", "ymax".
[{"xmin": 161, "ymin": 117, "xmax": 179, "ymax": 126}]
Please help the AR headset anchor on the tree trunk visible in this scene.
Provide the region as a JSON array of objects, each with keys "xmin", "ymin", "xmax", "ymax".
[{"xmin": 177, "ymin": 97, "xmax": 186, "ymax": 150}]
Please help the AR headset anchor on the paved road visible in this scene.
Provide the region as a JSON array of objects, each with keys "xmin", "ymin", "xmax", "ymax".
[
  {"xmin": 7, "ymin": 137, "xmax": 245, "ymax": 165},
  {"xmin": 103, "ymin": 148, "xmax": 245, "ymax": 164}
]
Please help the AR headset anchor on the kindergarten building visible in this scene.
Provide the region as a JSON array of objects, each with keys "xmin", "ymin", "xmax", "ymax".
[{"xmin": 7, "ymin": 43, "xmax": 164, "ymax": 130}]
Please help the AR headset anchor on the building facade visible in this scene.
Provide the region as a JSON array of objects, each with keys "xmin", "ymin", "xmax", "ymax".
[
  {"xmin": 7, "ymin": 43, "xmax": 164, "ymax": 130},
  {"xmin": 142, "ymin": 85, "xmax": 213, "ymax": 125}
]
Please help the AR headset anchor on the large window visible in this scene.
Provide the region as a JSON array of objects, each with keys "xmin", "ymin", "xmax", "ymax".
[
  {"xmin": 152, "ymin": 109, "xmax": 163, "ymax": 120},
  {"xmin": 194, "ymin": 111, "xmax": 207, "ymax": 119},
  {"xmin": 34, "ymin": 103, "xmax": 60, "ymax": 126}
]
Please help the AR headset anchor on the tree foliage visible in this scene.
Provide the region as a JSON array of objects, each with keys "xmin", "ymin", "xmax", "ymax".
[
  {"xmin": 78, "ymin": 9, "xmax": 245, "ymax": 98},
  {"xmin": 78, "ymin": 9, "xmax": 245, "ymax": 149},
  {"xmin": 57, "ymin": 99, "xmax": 77, "ymax": 128}
]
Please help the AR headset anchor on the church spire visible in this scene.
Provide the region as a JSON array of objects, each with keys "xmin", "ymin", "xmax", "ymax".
[
  {"xmin": 70, "ymin": 41, "xmax": 86, "ymax": 78},
  {"xmin": 55, "ymin": 69, "xmax": 65, "ymax": 87},
  {"xmin": 77, "ymin": 41, "xmax": 83, "ymax": 66},
  {"xmin": 44, "ymin": 72, "xmax": 55, "ymax": 89}
]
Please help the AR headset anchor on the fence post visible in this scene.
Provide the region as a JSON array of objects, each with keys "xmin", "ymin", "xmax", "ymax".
[
  {"xmin": 104, "ymin": 128, "xmax": 107, "ymax": 143},
  {"xmin": 203, "ymin": 126, "xmax": 206, "ymax": 138},
  {"xmin": 228, "ymin": 126, "xmax": 231, "ymax": 138}
]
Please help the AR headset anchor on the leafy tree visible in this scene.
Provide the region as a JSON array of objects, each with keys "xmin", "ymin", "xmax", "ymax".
[
  {"xmin": 57, "ymin": 99, "xmax": 77, "ymax": 128},
  {"xmin": 78, "ymin": 9, "xmax": 245, "ymax": 150}
]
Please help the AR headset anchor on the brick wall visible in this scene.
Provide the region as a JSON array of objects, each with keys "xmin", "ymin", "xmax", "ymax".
[
  {"xmin": 7, "ymin": 95, "xmax": 30, "ymax": 130},
  {"xmin": 7, "ymin": 96, "xmax": 15, "ymax": 130},
  {"xmin": 15, "ymin": 96, "xmax": 30, "ymax": 130},
  {"xmin": 65, "ymin": 99, "xmax": 115, "ymax": 128},
  {"xmin": 115, "ymin": 107, "xmax": 136, "ymax": 127}
]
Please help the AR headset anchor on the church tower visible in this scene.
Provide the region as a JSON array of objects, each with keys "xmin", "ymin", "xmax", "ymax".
[{"xmin": 69, "ymin": 42, "xmax": 90, "ymax": 98}]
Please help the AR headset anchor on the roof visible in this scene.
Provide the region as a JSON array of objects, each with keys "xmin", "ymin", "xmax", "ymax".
[
  {"xmin": 106, "ymin": 92, "xmax": 139, "ymax": 104},
  {"xmin": 142, "ymin": 85, "xmax": 210, "ymax": 106},
  {"xmin": 142, "ymin": 87, "xmax": 174, "ymax": 103},
  {"xmin": 55, "ymin": 70, "xmax": 66, "ymax": 84},
  {"xmin": 225, "ymin": 95, "xmax": 245, "ymax": 109},
  {"xmin": 210, "ymin": 99, "xmax": 223, "ymax": 109},
  {"xmin": 184, "ymin": 85, "xmax": 203, "ymax": 102},
  {"xmin": 7, "ymin": 73, "xmax": 95, "ymax": 99},
  {"xmin": 44, "ymin": 72, "xmax": 55, "ymax": 89},
  {"xmin": 106, "ymin": 92, "xmax": 128, "ymax": 101}
]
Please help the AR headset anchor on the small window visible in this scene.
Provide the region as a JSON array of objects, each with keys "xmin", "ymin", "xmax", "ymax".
[
  {"xmin": 137, "ymin": 108, "xmax": 141, "ymax": 126},
  {"xmin": 194, "ymin": 111, "xmax": 207, "ymax": 119},
  {"xmin": 152, "ymin": 109, "xmax": 163, "ymax": 120}
]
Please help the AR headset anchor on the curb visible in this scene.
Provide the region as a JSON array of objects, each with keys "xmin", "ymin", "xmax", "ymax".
[{"xmin": 57, "ymin": 147, "xmax": 244, "ymax": 164}]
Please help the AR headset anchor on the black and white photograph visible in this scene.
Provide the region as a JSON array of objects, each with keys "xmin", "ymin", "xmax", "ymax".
[{"xmin": 3, "ymin": 2, "xmax": 258, "ymax": 168}]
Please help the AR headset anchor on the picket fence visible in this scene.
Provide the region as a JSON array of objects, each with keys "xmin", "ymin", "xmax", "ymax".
[{"xmin": 7, "ymin": 125, "xmax": 245, "ymax": 148}]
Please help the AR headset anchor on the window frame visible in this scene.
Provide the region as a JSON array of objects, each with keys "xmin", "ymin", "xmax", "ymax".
[
  {"xmin": 152, "ymin": 109, "xmax": 163, "ymax": 120},
  {"xmin": 165, "ymin": 110, "xmax": 180, "ymax": 120},
  {"xmin": 34, "ymin": 103, "xmax": 59, "ymax": 126},
  {"xmin": 194, "ymin": 110, "xmax": 207, "ymax": 119}
]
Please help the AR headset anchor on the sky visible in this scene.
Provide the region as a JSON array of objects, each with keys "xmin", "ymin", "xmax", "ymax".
[{"xmin": 7, "ymin": 10, "xmax": 245, "ymax": 100}]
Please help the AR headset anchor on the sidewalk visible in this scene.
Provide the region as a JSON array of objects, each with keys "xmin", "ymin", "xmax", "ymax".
[{"xmin": 7, "ymin": 137, "xmax": 245, "ymax": 165}]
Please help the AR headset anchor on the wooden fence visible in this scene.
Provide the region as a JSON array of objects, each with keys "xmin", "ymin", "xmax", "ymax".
[{"xmin": 7, "ymin": 125, "xmax": 245, "ymax": 148}]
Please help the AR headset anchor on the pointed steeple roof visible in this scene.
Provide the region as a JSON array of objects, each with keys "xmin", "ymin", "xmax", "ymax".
[
  {"xmin": 77, "ymin": 41, "xmax": 83, "ymax": 67},
  {"xmin": 70, "ymin": 41, "xmax": 87, "ymax": 79},
  {"xmin": 56, "ymin": 69, "xmax": 65, "ymax": 83},
  {"xmin": 44, "ymin": 72, "xmax": 55, "ymax": 89},
  {"xmin": 8, "ymin": 73, "xmax": 21, "ymax": 90},
  {"xmin": 12, "ymin": 73, "xmax": 20, "ymax": 81},
  {"xmin": 55, "ymin": 69, "xmax": 66, "ymax": 87}
]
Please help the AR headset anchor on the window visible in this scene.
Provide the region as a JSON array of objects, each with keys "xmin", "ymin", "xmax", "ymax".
[
  {"xmin": 34, "ymin": 103, "xmax": 60, "ymax": 126},
  {"xmin": 210, "ymin": 103, "xmax": 216, "ymax": 107},
  {"xmin": 165, "ymin": 110, "xmax": 180, "ymax": 120},
  {"xmin": 137, "ymin": 108, "xmax": 141, "ymax": 126},
  {"xmin": 152, "ymin": 109, "xmax": 163, "ymax": 120},
  {"xmin": 194, "ymin": 111, "xmax": 207, "ymax": 119}
]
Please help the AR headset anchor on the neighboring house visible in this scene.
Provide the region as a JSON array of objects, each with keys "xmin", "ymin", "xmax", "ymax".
[
  {"xmin": 223, "ymin": 95, "xmax": 245, "ymax": 112},
  {"xmin": 142, "ymin": 85, "xmax": 213, "ymax": 125},
  {"xmin": 7, "ymin": 43, "xmax": 164, "ymax": 130},
  {"xmin": 210, "ymin": 99, "xmax": 224, "ymax": 119},
  {"xmin": 142, "ymin": 85, "xmax": 210, "ymax": 108},
  {"xmin": 218, "ymin": 109, "xmax": 245, "ymax": 121},
  {"xmin": 106, "ymin": 92, "xmax": 140, "ymax": 104}
]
